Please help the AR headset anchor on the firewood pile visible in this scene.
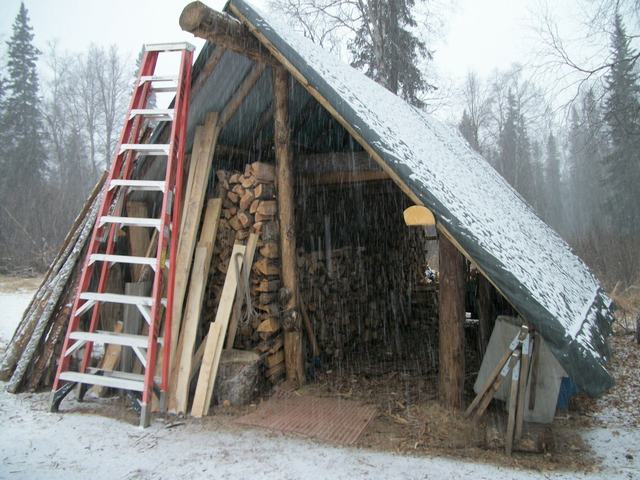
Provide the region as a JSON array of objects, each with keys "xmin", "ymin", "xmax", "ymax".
[
  {"xmin": 204, "ymin": 162, "xmax": 286, "ymax": 383},
  {"xmin": 293, "ymin": 178, "xmax": 439, "ymax": 366},
  {"xmin": 298, "ymin": 242, "xmax": 438, "ymax": 364},
  {"xmin": 0, "ymin": 174, "xmax": 106, "ymax": 393}
]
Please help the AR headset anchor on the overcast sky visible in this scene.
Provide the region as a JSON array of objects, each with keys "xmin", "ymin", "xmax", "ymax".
[
  {"xmin": 0, "ymin": 0, "xmax": 627, "ymax": 119},
  {"xmin": 0, "ymin": 0, "xmax": 549, "ymax": 77}
]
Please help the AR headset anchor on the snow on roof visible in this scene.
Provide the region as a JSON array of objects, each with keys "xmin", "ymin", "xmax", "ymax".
[{"xmin": 227, "ymin": 0, "xmax": 615, "ymax": 395}]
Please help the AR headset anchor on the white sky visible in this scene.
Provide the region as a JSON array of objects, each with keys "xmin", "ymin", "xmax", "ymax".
[
  {"xmin": 0, "ymin": 0, "xmax": 625, "ymax": 118},
  {"xmin": 0, "ymin": 0, "xmax": 547, "ymax": 77}
]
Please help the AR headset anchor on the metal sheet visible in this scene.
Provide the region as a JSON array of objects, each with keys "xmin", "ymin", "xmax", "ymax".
[{"xmin": 235, "ymin": 395, "xmax": 377, "ymax": 445}]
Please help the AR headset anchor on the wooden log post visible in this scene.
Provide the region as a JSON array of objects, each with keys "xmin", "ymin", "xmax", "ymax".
[
  {"xmin": 476, "ymin": 274, "xmax": 497, "ymax": 356},
  {"xmin": 438, "ymin": 234, "xmax": 466, "ymax": 409},
  {"xmin": 273, "ymin": 67, "xmax": 304, "ymax": 386}
]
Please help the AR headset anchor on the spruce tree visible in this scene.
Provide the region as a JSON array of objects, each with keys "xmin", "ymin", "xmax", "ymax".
[
  {"xmin": 1, "ymin": 2, "xmax": 46, "ymax": 192},
  {"xmin": 0, "ymin": 2, "xmax": 47, "ymax": 268},
  {"xmin": 603, "ymin": 13, "xmax": 640, "ymax": 235},
  {"xmin": 498, "ymin": 90, "xmax": 535, "ymax": 204},
  {"xmin": 349, "ymin": 0, "xmax": 434, "ymax": 107},
  {"xmin": 544, "ymin": 132, "xmax": 562, "ymax": 227},
  {"xmin": 458, "ymin": 109, "xmax": 481, "ymax": 153}
]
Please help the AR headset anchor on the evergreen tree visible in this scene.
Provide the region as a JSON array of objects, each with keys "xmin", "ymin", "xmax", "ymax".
[
  {"xmin": 349, "ymin": 0, "xmax": 434, "ymax": 107},
  {"xmin": 544, "ymin": 132, "xmax": 562, "ymax": 227},
  {"xmin": 458, "ymin": 109, "xmax": 481, "ymax": 153},
  {"xmin": 0, "ymin": 2, "xmax": 48, "ymax": 268},
  {"xmin": 498, "ymin": 90, "xmax": 535, "ymax": 204},
  {"xmin": 603, "ymin": 13, "xmax": 640, "ymax": 235},
  {"xmin": 1, "ymin": 2, "xmax": 46, "ymax": 192},
  {"xmin": 568, "ymin": 90, "xmax": 608, "ymax": 235}
]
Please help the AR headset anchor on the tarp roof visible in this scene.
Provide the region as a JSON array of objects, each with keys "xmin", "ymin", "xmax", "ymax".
[{"xmin": 190, "ymin": 0, "xmax": 615, "ymax": 396}]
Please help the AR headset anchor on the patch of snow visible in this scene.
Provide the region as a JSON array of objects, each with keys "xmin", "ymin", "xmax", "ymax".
[
  {"xmin": 0, "ymin": 292, "xmax": 32, "ymax": 346},
  {"xmin": 0, "ymin": 387, "xmax": 638, "ymax": 480},
  {"xmin": 0, "ymin": 285, "xmax": 636, "ymax": 479}
]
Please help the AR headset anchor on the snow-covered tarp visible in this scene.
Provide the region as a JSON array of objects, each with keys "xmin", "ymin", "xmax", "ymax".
[{"xmin": 226, "ymin": 0, "xmax": 615, "ymax": 396}]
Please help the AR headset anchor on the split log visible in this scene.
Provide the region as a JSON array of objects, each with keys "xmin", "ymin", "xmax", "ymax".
[
  {"xmin": 254, "ymin": 183, "xmax": 275, "ymax": 200},
  {"xmin": 251, "ymin": 162, "xmax": 276, "ymax": 183}
]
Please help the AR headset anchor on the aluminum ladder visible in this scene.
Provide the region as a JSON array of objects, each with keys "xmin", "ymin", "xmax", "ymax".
[{"xmin": 50, "ymin": 42, "xmax": 194, "ymax": 427}]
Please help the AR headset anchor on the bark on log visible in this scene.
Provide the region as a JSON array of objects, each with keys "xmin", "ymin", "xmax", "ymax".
[
  {"xmin": 6, "ymin": 200, "xmax": 98, "ymax": 393},
  {"xmin": 0, "ymin": 174, "xmax": 105, "ymax": 380},
  {"xmin": 179, "ymin": 1, "xmax": 275, "ymax": 65},
  {"xmin": 274, "ymin": 67, "xmax": 304, "ymax": 385},
  {"xmin": 438, "ymin": 234, "xmax": 466, "ymax": 409}
]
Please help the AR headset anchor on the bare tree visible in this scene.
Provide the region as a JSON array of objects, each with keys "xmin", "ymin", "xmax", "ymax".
[
  {"xmin": 94, "ymin": 45, "xmax": 129, "ymax": 166},
  {"xmin": 533, "ymin": 0, "xmax": 639, "ymax": 107},
  {"xmin": 459, "ymin": 71, "xmax": 491, "ymax": 153}
]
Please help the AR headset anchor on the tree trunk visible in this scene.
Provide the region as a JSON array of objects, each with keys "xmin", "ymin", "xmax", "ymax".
[
  {"xmin": 438, "ymin": 234, "xmax": 466, "ymax": 409},
  {"xmin": 273, "ymin": 67, "xmax": 304, "ymax": 386}
]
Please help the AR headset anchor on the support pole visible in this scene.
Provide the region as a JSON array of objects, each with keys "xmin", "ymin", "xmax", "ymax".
[
  {"xmin": 273, "ymin": 67, "xmax": 304, "ymax": 386},
  {"xmin": 438, "ymin": 234, "xmax": 466, "ymax": 409}
]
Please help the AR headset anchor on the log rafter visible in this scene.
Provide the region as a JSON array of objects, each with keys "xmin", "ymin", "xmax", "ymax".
[{"xmin": 180, "ymin": 1, "xmax": 276, "ymax": 66}]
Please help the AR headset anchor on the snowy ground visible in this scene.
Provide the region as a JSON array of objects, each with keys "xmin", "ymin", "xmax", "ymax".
[{"xmin": 0, "ymin": 284, "xmax": 638, "ymax": 480}]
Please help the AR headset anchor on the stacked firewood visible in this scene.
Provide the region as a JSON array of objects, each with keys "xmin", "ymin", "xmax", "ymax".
[
  {"xmin": 203, "ymin": 162, "xmax": 285, "ymax": 383},
  {"xmin": 297, "ymin": 230, "xmax": 438, "ymax": 363},
  {"xmin": 0, "ymin": 174, "xmax": 106, "ymax": 392}
]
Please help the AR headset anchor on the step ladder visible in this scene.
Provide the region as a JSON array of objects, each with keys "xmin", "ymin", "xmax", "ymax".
[{"xmin": 50, "ymin": 42, "xmax": 194, "ymax": 427}]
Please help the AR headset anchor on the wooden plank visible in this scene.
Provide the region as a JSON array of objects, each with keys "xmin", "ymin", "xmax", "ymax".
[
  {"xmin": 274, "ymin": 66, "xmax": 304, "ymax": 386},
  {"xmin": 120, "ymin": 282, "xmax": 149, "ymax": 373},
  {"xmin": 465, "ymin": 327, "xmax": 527, "ymax": 417},
  {"xmin": 90, "ymin": 321, "xmax": 124, "ymax": 397},
  {"xmin": 169, "ymin": 112, "xmax": 220, "ymax": 379},
  {"xmin": 191, "ymin": 321, "xmax": 222, "ymax": 417},
  {"xmin": 303, "ymin": 170, "xmax": 389, "ymax": 185},
  {"xmin": 225, "ymin": 233, "xmax": 259, "ymax": 350},
  {"xmin": 472, "ymin": 350, "xmax": 521, "ymax": 422},
  {"xmin": 506, "ymin": 358, "xmax": 521, "ymax": 456},
  {"xmin": 514, "ymin": 334, "xmax": 531, "ymax": 441},
  {"xmin": 219, "ymin": 64, "xmax": 267, "ymax": 128},
  {"xmin": 126, "ymin": 201, "xmax": 151, "ymax": 280},
  {"xmin": 173, "ymin": 245, "xmax": 212, "ymax": 413},
  {"xmin": 189, "ymin": 335, "xmax": 207, "ymax": 383},
  {"xmin": 199, "ymin": 198, "xmax": 223, "ymax": 243},
  {"xmin": 438, "ymin": 234, "xmax": 466, "ymax": 409},
  {"xmin": 191, "ymin": 243, "xmax": 246, "ymax": 417},
  {"xmin": 169, "ymin": 198, "xmax": 222, "ymax": 413}
]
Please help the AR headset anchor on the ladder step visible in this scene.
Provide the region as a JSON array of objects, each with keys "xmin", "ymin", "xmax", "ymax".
[
  {"xmin": 69, "ymin": 331, "xmax": 163, "ymax": 348},
  {"xmin": 130, "ymin": 108, "xmax": 174, "ymax": 121},
  {"xmin": 59, "ymin": 371, "xmax": 145, "ymax": 392},
  {"xmin": 144, "ymin": 42, "xmax": 195, "ymax": 52},
  {"xmin": 109, "ymin": 179, "xmax": 166, "ymax": 192},
  {"xmin": 139, "ymin": 75, "xmax": 178, "ymax": 83},
  {"xmin": 120, "ymin": 144, "xmax": 170, "ymax": 156},
  {"xmin": 79, "ymin": 292, "xmax": 166, "ymax": 307},
  {"xmin": 89, "ymin": 254, "xmax": 158, "ymax": 270},
  {"xmin": 99, "ymin": 216, "xmax": 161, "ymax": 229},
  {"xmin": 151, "ymin": 84, "xmax": 177, "ymax": 93}
]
